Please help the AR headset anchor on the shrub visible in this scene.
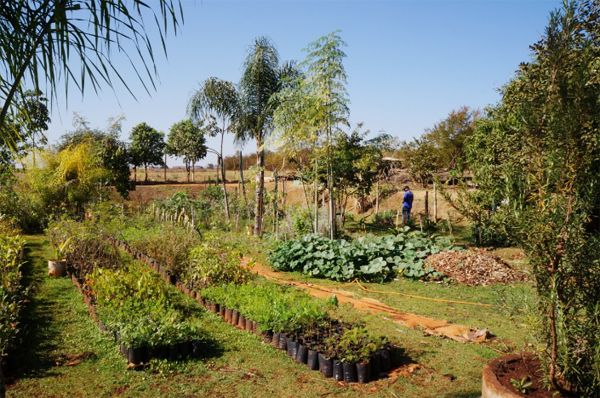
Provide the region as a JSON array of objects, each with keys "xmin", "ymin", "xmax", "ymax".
[
  {"xmin": 88, "ymin": 265, "xmax": 204, "ymax": 349},
  {"xmin": 183, "ymin": 242, "xmax": 253, "ymax": 290},
  {"xmin": 0, "ymin": 226, "xmax": 26, "ymax": 357},
  {"xmin": 47, "ymin": 219, "xmax": 121, "ymax": 280},
  {"xmin": 121, "ymin": 221, "xmax": 201, "ymax": 280},
  {"xmin": 334, "ymin": 327, "xmax": 388, "ymax": 363},
  {"xmin": 372, "ymin": 210, "xmax": 395, "ymax": 228}
]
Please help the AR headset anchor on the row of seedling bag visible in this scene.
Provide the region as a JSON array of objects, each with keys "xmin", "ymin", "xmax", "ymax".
[
  {"xmin": 70, "ymin": 262, "xmax": 210, "ymax": 365},
  {"xmin": 111, "ymin": 237, "xmax": 403, "ymax": 384},
  {"xmin": 52, "ymin": 218, "xmax": 401, "ymax": 383}
]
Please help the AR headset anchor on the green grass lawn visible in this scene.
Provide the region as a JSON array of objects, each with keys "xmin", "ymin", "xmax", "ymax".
[{"xmin": 6, "ymin": 235, "xmax": 537, "ymax": 398}]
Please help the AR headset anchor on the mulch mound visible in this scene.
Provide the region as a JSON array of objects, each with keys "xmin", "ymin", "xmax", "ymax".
[{"xmin": 425, "ymin": 249, "xmax": 527, "ymax": 286}]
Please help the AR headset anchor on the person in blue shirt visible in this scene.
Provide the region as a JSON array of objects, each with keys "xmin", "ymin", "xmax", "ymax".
[{"xmin": 402, "ymin": 186, "xmax": 414, "ymax": 225}]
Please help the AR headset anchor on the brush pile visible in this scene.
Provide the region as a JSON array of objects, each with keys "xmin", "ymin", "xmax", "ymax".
[{"xmin": 425, "ymin": 249, "xmax": 527, "ymax": 286}]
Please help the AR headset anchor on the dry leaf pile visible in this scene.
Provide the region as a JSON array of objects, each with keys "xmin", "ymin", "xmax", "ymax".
[{"xmin": 425, "ymin": 249, "xmax": 527, "ymax": 286}]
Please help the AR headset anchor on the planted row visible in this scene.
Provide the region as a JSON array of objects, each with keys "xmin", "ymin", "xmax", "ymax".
[
  {"xmin": 269, "ymin": 229, "xmax": 456, "ymax": 282},
  {"xmin": 114, "ymin": 233, "xmax": 400, "ymax": 384},
  {"xmin": 200, "ymin": 282, "xmax": 394, "ymax": 383},
  {"xmin": 0, "ymin": 226, "xmax": 26, "ymax": 359},
  {"xmin": 86, "ymin": 265, "xmax": 209, "ymax": 364},
  {"xmin": 49, "ymin": 218, "xmax": 212, "ymax": 365}
]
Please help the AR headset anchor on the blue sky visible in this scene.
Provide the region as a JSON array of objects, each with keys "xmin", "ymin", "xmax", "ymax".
[{"xmin": 46, "ymin": 0, "xmax": 562, "ymax": 166}]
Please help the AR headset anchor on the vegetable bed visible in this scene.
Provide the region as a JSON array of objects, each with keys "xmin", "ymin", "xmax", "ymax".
[{"xmin": 269, "ymin": 229, "xmax": 457, "ymax": 282}]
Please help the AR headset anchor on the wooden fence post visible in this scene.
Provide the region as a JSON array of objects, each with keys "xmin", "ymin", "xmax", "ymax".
[
  {"xmin": 425, "ymin": 191, "xmax": 429, "ymax": 222},
  {"xmin": 433, "ymin": 182, "xmax": 438, "ymax": 222}
]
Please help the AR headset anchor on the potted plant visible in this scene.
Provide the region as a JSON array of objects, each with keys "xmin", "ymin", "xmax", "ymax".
[
  {"xmin": 48, "ymin": 237, "xmax": 72, "ymax": 277},
  {"xmin": 337, "ymin": 327, "xmax": 387, "ymax": 383}
]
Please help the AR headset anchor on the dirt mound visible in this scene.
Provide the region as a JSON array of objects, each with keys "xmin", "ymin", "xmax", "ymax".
[{"xmin": 426, "ymin": 249, "xmax": 527, "ymax": 286}]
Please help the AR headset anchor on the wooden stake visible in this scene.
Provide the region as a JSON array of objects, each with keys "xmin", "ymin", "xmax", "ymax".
[
  {"xmin": 425, "ymin": 191, "xmax": 429, "ymax": 221},
  {"xmin": 273, "ymin": 171, "xmax": 278, "ymax": 238},
  {"xmin": 433, "ymin": 182, "xmax": 438, "ymax": 222},
  {"xmin": 375, "ymin": 180, "xmax": 380, "ymax": 214}
]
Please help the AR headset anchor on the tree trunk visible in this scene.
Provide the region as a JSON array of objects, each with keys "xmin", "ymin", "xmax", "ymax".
[
  {"xmin": 282, "ymin": 175, "xmax": 286, "ymax": 212},
  {"xmin": 32, "ymin": 135, "xmax": 36, "ymax": 168},
  {"xmin": 192, "ymin": 162, "xmax": 196, "ymax": 183},
  {"xmin": 313, "ymin": 157, "xmax": 319, "ymax": 234},
  {"xmin": 216, "ymin": 155, "xmax": 220, "ymax": 184},
  {"xmin": 186, "ymin": 160, "xmax": 190, "ymax": 183},
  {"xmin": 144, "ymin": 164, "xmax": 148, "ymax": 182},
  {"xmin": 375, "ymin": 180, "xmax": 380, "ymax": 214},
  {"xmin": 221, "ymin": 155, "xmax": 230, "ymax": 221},
  {"xmin": 163, "ymin": 153, "xmax": 167, "ymax": 182},
  {"xmin": 220, "ymin": 130, "xmax": 230, "ymax": 221},
  {"xmin": 253, "ymin": 138, "xmax": 265, "ymax": 236},
  {"xmin": 133, "ymin": 166, "xmax": 137, "ymax": 183},
  {"xmin": 328, "ymin": 171, "xmax": 335, "ymax": 239},
  {"xmin": 239, "ymin": 150, "xmax": 249, "ymax": 219}
]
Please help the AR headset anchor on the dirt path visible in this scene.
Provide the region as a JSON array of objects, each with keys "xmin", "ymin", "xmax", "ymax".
[{"xmin": 249, "ymin": 260, "xmax": 492, "ymax": 344}]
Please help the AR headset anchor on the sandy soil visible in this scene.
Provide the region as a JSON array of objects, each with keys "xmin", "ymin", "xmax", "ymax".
[{"xmin": 248, "ymin": 259, "xmax": 493, "ymax": 344}]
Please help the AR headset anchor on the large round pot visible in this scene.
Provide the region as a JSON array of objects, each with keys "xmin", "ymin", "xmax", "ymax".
[
  {"xmin": 482, "ymin": 354, "xmax": 537, "ymax": 398},
  {"xmin": 48, "ymin": 260, "xmax": 67, "ymax": 277}
]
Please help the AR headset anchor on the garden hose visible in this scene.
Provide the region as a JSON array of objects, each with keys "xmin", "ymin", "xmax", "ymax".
[{"xmin": 352, "ymin": 280, "xmax": 494, "ymax": 307}]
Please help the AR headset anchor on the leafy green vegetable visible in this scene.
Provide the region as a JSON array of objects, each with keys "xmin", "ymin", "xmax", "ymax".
[{"xmin": 269, "ymin": 228, "xmax": 455, "ymax": 282}]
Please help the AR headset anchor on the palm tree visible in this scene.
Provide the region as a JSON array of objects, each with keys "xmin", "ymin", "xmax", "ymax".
[
  {"xmin": 235, "ymin": 37, "xmax": 282, "ymax": 236},
  {"xmin": 188, "ymin": 77, "xmax": 239, "ymax": 221},
  {"xmin": 0, "ymin": 0, "xmax": 182, "ymax": 151}
]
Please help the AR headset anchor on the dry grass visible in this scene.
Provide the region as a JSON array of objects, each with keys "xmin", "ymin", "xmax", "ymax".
[{"xmin": 128, "ymin": 168, "xmax": 463, "ymax": 223}]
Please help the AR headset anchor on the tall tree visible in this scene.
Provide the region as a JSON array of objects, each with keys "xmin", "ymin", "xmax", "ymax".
[
  {"xmin": 451, "ymin": 2, "xmax": 600, "ymax": 393},
  {"xmin": 15, "ymin": 90, "xmax": 50, "ymax": 166},
  {"xmin": 166, "ymin": 119, "xmax": 207, "ymax": 183},
  {"xmin": 58, "ymin": 115, "xmax": 131, "ymax": 197},
  {"xmin": 129, "ymin": 122, "xmax": 165, "ymax": 182},
  {"xmin": 302, "ymin": 31, "xmax": 350, "ymax": 238},
  {"xmin": 422, "ymin": 106, "xmax": 479, "ymax": 172},
  {"xmin": 235, "ymin": 37, "xmax": 282, "ymax": 236},
  {"xmin": 0, "ymin": 0, "xmax": 182, "ymax": 151},
  {"xmin": 188, "ymin": 77, "xmax": 239, "ymax": 219}
]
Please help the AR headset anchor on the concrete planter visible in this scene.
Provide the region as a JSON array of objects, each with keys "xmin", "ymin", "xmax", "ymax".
[{"xmin": 482, "ymin": 355, "xmax": 525, "ymax": 398}]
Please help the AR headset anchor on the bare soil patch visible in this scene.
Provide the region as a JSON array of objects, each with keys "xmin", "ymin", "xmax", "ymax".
[{"xmin": 248, "ymin": 260, "xmax": 493, "ymax": 343}]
